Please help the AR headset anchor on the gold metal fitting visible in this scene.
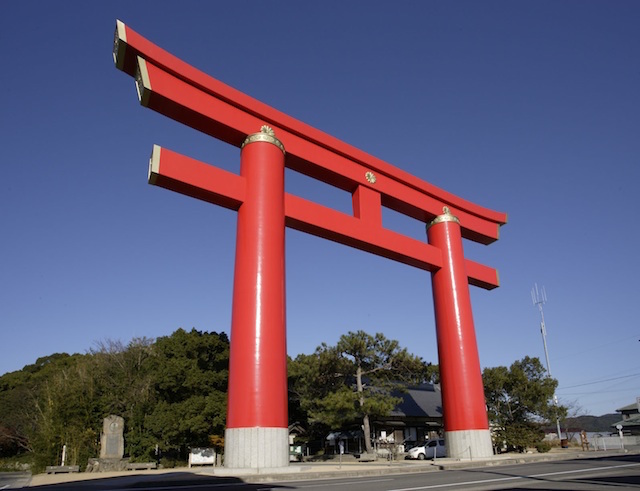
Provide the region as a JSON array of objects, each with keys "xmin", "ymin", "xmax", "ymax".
[
  {"xmin": 427, "ymin": 206, "xmax": 460, "ymax": 229},
  {"xmin": 241, "ymin": 125, "xmax": 285, "ymax": 154}
]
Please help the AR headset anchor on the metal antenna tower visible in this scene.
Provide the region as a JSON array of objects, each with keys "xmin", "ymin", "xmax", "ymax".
[{"xmin": 531, "ymin": 284, "xmax": 563, "ymax": 440}]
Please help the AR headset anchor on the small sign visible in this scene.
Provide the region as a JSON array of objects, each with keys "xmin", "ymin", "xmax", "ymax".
[{"xmin": 188, "ymin": 447, "xmax": 215, "ymax": 467}]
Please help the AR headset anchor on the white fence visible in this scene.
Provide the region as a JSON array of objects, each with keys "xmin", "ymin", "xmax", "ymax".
[{"xmin": 591, "ymin": 435, "xmax": 640, "ymax": 451}]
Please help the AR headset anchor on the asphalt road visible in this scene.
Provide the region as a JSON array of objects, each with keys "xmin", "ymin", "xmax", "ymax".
[
  {"xmin": 276, "ymin": 454, "xmax": 640, "ymax": 490},
  {"xmin": 0, "ymin": 472, "xmax": 31, "ymax": 490},
  {"xmin": 9, "ymin": 453, "xmax": 640, "ymax": 491}
]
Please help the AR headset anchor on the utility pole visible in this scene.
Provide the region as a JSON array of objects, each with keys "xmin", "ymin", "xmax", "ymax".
[{"xmin": 531, "ymin": 284, "xmax": 563, "ymax": 441}]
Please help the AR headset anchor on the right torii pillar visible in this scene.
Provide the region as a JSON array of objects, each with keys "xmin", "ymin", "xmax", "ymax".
[{"xmin": 428, "ymin": 207, "xmax": 493, "ymax": 459}]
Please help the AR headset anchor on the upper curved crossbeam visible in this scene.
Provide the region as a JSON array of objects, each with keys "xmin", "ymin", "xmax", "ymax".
[{"xmin": 114, "ymin": 20, "xmax": 507, "ymax": 290}]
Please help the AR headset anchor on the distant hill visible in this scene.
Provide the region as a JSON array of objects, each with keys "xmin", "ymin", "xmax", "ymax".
[{"xmin": 564, "ymin": 414, "xmax": 620, "ymax": 432}]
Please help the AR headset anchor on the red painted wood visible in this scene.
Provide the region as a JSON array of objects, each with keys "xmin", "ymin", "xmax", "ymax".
[
  {"xmin": 352, "ymin": 185, "xmax": 382, "ymax": 226},
  {"xmin": 148, "ymin": 146, "xmax": 501, "ymax": 288},
  {"xmin": 115, "ymin": 21, "xmax": 507, "ymax": 245},
  {"xmin": 148, "ymin": 145, "xmax": 245, "ymax": 209},
  {"xmin": 227, "ymin": 138, "xmax": 288, "ymax": 428},
  {"xmin": 428, "ymin": 217, "xmax": 489, "ymax": 431}
]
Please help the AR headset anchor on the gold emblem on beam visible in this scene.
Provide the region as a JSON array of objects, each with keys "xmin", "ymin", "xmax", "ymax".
[{"xmin": 365, "ymin": 171, "xmax": 377, "ymax": 184}]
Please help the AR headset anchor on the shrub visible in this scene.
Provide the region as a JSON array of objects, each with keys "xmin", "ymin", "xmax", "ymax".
[
  {"xmin": 535, "ymin": 441, "xmax": 552, "ymax": 453},
  {"xmin": 0, "ymin": 454, "xmax": 33, "ymax": 472}
]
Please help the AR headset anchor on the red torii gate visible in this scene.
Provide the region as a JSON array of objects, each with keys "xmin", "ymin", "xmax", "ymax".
[{"xmin": 113, "ymin": 20, "xmax": 507, "ymax": 469}]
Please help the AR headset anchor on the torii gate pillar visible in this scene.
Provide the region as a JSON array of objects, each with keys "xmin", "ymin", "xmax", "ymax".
[
  {"xmin": 225, "ymin": 127, "xmax": 289, "ymax": 469},
  {"xmin": 428, "ymin": 208, "xmax": 493, "ymax": 459}
]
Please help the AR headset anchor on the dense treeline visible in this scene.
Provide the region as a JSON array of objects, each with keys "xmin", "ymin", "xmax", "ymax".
[
  {"xmin": 0, "ymin": 329, "xmax": 229, "ymax": 471},
  {"xmin": 1, "ymin": 328, "xmax": 565, "ymax": 471}
]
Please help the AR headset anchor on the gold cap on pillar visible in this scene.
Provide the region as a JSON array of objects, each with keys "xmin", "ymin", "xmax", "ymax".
[
  {"xmin": 427, "ymin": 206, "xmax": 460, "ymax": 230},
  {"xmin": 242, "ymin": 125, "xmax": 285, "ymax": 154}
]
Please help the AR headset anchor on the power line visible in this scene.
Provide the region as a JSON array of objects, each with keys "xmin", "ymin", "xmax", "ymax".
[
  {"xmin": 552, "ymin": 334, "xmax": 640, "ymax": 362},
  {"xmin": 561, "ymin": 387, "xmax": 640, "ymax": 396},
  {"xmin": 558, "ymin": 372, "xmax": 640, "ymax": 390}
]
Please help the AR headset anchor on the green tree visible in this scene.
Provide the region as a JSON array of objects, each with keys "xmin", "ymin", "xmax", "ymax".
[
  {"xmin": 290, "ymin": 331, "xmax": 429, "ymax": 454},
  {"xmin": 145, "ymin": 328, "xmax": 229, "ymax": 461},
  {"xmin": 288, "ymin": 350, "xmax": 347, "ymax": 448},
  {"xmin": 30, "ymin": 360, "xmax": 99, "ymax": 471},
  {"xmin": 483, "ymin": 356, "xmax": 567, "ymax": 452},
  {"xmin": 425, "ymin": 363, "xmax": 440, "ymax": 384},
  {"xmin": 0, "ymin": 370, "xmax": 36, "ymax": 456},
  {"xmin": 1, "ymin": 353, "xmax": 101, "ymax": 471},
  {"xmin": 89, "ymin": 337, "xmax": 156, "ymax": 460},
  {"xmin": 0, "ymin": 353, "xmax": 79, "ymax": 458},
  {"xmin": 0, "ymin": 328, "xmax": 230, "ymax": 469}
]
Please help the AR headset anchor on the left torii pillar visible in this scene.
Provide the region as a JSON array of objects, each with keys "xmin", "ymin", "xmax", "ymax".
[{"xmin": 225, "ymin": 126, "xmax": 289, "ymax": 469}]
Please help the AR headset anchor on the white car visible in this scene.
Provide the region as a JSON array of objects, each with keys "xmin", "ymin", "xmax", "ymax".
[{"xmin": 406, "ymin": 438, "xmax": 446, "ymax": 460}]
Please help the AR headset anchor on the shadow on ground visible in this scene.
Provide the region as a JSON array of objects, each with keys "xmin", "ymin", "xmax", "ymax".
[{"xmin": 28, "ymin": 471, "xmax": 294, "ymax": 490}]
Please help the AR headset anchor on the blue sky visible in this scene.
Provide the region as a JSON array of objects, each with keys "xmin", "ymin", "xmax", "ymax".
[{"xmin": 2, "ymin": 1, "xmax": 638, "ymax": 417}]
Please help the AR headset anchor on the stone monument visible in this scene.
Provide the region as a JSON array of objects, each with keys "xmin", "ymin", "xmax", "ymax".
[
  {"xmin": 100, "ymin": 415, "xmax": 124, "ymax": 458},
  {"xmin": 87, "ymin": 415, "xmax": 127, "ymax": 472}
]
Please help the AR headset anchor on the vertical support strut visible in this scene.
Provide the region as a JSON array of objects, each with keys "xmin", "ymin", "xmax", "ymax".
[
  {"xmin": 225, "ymin": 126, "xmax": 289, "ymax": 469},
  {"xmin": 427, "ymin": 207, "xmax": 493, "ymax": 460}
]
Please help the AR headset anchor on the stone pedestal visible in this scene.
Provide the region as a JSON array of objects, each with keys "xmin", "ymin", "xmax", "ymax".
[
  {"xmin": 224, "ymin": 427, "xmax": 289, "ymax": 469},
  {"xmin": 86, "ymin": 458, "xmax": 129, "ymax": 472},
  {"xmin": 445, "ymin": 429, "xmax": 494, "ymax": 460}
]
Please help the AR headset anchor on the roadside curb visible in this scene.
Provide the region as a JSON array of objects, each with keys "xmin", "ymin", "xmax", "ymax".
[
  {"xmin": 238, "ymin": 449, "xmax": 640, "ymax": 483},
  {"xmin": 25, "ymin": 448, "xmax": 640, "ymax": 487}
]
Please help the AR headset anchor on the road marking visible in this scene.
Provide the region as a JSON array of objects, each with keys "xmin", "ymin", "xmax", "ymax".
[
  {"xmin": 296, "ymin": 478, "xmax": 395, "ymax": 488},
  {"xmin": 390, "ymin": 476, "xmax": 519, "ymax": 490},
  {"xmin": 388, "ymin": 461, "xmax": 640, "ymax": 490},
  {"xmin": 531, "ymin": 461, "xmax": 640, "ymax": 478}
]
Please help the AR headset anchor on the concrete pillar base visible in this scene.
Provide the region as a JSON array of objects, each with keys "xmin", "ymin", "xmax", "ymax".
[
  {"xmin": 445, "ymin": 429, "xmax": 493, "ymax": 460},
  {"xmin": 224, "ymin": 427, "xmax": 289, "ymax": 469}
]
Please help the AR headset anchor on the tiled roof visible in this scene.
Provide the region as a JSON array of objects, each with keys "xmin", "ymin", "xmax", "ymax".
[
  {"xmin": 615, "ymin": 402, "xmax": 640, "ymax": 413},
  {"xmin": 611, "ymin": 414, "xmax": 640, "ymax": 428},
  {"xmin": 389, "ymin": 384, "xmax": 443, "ymax": 418}
]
